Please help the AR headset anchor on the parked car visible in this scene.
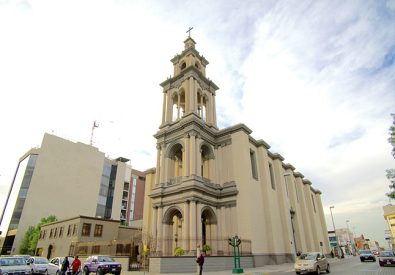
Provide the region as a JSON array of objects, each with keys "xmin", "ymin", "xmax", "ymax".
[
  {"xmin": 359, "ymin": 249, "xmax": 376, "ymax": 262},
  {"xmin": 294, "ymin": 252, "xmax": 330, "ymax": 274},
  {"xmin": 14, "ymin": 254, "xmax": 33, "ymax": 263},
  {"xmin": 0, "ymin": 256, "xmax": 31, "ymax": 275},
  {"xmin": 27, "ymin": 256, "xmax": 49, "ymax": 275},
  {"xmin": 83, "ymin": 255, "xmax": 122, "ymax": 275},
  {"xmin": 48, "ymin": 256, "xmax": 74, "ymax": 275},
  {"xmin": 378, "ymin": 250, "xmax": 395, "ymax": 266}
]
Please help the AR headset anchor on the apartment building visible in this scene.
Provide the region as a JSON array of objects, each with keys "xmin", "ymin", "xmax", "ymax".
[{"xmin": 1, "ymin": 133, "xmax": 134, "ymax": 255}]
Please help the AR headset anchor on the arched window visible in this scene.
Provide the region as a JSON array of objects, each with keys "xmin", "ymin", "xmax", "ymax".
[
  {"xmin": 197, "ymin": 91, "xmax": 208, "ymax": 122},
  {"xmin": 180, "ymin": 62, "xmax": 186, "ymax": 70},
  {"xmin": 167, "ymin": 143, "xmax": 184, "ymax": 178},
  {"xmin": 200, "ymin": 144, "xmax": 213, "ymax": 179}
]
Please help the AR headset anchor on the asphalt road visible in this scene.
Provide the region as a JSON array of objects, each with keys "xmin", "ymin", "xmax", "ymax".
[{"xmin": 280, "ymin": 256, "xmax": 395, "ymax": 275}]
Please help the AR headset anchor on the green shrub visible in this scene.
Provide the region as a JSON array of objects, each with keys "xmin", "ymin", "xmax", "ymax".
[
  {"xmin": 202, "ymin": 244, "xmax": 211, "ymax": 252},
  {"xmin": 174, "ymin": 247, "xmax": 185, "ymax": 256}
]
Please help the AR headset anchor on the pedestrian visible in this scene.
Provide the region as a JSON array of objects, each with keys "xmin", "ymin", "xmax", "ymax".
[
  {"xmin": 60, "ymin": 256, "xmax": 70, "ymax": 275},
  {"xmin": 71, "ymin": 255, "xmax": 81, "ymax": 275},
  {"xmin": 196, "ymin": 252, "xmax": 204, "ymax": 275}
]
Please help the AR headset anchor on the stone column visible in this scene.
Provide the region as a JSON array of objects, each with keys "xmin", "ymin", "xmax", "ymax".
[
  {"xmin": 189, "ymin": 77, "xmax": 194, "ymax": 112},
  {"xmin": 155, "ymin": 145, "xmax": 161, "ymax": 185},
  {"xmin": 190, "ymin": 200, "xmax": 197, "ymax": 253},
  {"xmin": 212, "ymin": 94, "xmax": 217, "ymax": 126},
  {"xmin": 197, "ymin": 202, "xmax": 202, "ymax": 248},
  {"xmin": 184, "ymin": 135, "xmax": 190, "ymax": 176},
  {"xmin": 162, "ymin": 91, "xmax": 166, "ymax": 124},
  {"xmin": 216, "ymin": 206, "xmax": 223, "ymax": 255},
  {"xmin": 183, "ymin": 201, "xmax": 190, "ymax": 252},
  {"xmin": 160, "ymin": 145, "xmax": 166, "ymax": 183},
  {"xmin": 190, "ymin": 133, "xmax": 196, "ymax": 175},
  {"xmin": 157, "ymin": 206, "xmax": 163, "ymax": 255},
  {"xmin": 151, "ymin": 206, "xmax": 158, "ymax": 243}
]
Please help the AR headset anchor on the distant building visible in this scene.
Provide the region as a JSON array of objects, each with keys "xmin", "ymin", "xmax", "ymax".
[
  {"xmin": 0, "ymin": 133, "xmax": 144, "ymax": 255},
  {"xmin": 36, "ymin": 215, "xmax": 141, "ymax": 260},
  {"xmin": 383, "ymin": 204, "xmax": 395, "ymax": 250},
  {"xmin": 354, "ymin": 234, "xmax": 369, "ymax": 250}
]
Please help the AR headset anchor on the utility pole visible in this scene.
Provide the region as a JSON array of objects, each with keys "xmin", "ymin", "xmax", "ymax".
[{"xmin": 90, "ymin": 121, "xmax": 99, "ymax": 145}]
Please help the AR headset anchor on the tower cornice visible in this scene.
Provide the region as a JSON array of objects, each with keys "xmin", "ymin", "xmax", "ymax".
[{"xmin": 160, "ymin": 66, "xmax": 219, "ymax": 92}]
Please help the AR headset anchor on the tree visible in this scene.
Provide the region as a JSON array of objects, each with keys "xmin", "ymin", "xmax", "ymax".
[
  {"xmin": 386, "ymin": 114, "xmax": 395, "ymax": 199},
  {"xmin": 386, "ymin": 169, "xmax": 395, "ymax": 199},
  {"xmin": 389, "ymin": 113, "xmax": 395, "ymax": 158},
  {"xmin": 19, "ymin": 215, "xmax": 57, "ymax": 255}
]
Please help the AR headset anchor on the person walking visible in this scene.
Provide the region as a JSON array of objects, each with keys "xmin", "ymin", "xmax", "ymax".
[
  {"xmin": 196, "ymin": 252, "xmax": 205, "ymax": 275},
  {"xmin": 60, "ymin": 256, "xmax": 70, "ymax": 275},
  {"xmin": 71, "ymin": 256, "xmax": 81, "ymax": 275}
]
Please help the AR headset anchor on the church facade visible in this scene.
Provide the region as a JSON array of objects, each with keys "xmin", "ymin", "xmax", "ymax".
[{"xmin": 142, "ymin": 37, "xmax": 330, "ymax": 267}]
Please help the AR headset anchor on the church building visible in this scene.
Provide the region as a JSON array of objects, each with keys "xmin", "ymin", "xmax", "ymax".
[{"xmin": 142, "ymin": 36, "xmax": 330, "ymax": 270}]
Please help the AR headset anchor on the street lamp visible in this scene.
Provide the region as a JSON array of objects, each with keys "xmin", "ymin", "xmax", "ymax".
[{"xmin": 329, "ymin": 206, "xmax": 338, "ymax": 246}]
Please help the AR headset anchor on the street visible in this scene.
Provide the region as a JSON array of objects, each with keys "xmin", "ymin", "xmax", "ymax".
[{"xmin": 279, "ymin": 257, "xmax": 395, "ymax": 275}]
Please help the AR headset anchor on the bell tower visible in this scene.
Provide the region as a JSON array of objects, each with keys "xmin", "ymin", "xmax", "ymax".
[
  {"xmin": 159, "ymin": 37, "xmax": 219, "ymax": 128},
  {"xmin": 146, "ymin": 35, "xmax": 238, "ymax": 257}
]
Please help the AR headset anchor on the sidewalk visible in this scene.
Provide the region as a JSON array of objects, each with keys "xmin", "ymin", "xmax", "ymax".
[{"xmin": 123, "ymin": 256, "xmax": 347, "ymax": 275}]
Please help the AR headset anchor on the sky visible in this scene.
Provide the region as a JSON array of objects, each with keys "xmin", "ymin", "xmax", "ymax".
[{"xmin": 0, "ymin": 0, "xmax": 394, "ymax": 247}]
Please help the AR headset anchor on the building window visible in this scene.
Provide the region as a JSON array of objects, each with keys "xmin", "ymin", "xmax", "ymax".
[
  {"xmin": 54, "ymin": 227, "xmax": 58, "ymax": 238},
  {"xmin": 269, "ymin": 163, "xmax": 275, "ymax": 190},
  {"xmin": 311, "ymin": 194, "xmax": 316, "ymax": 213},
  {"xmin": 250, "ymin": 150, "xmax": 258, "ymax": 180},
  {"xmin": 94, "ymin": 224, "xmax": 103, "ymax": 237},
  {"xmin": 295, "ymin": 180, "xmax": 299, "ymax": 202},
  {"xmin": 59, "ymin": 226, "xmax": 64, "ymax": 238},
  {"xmin": 50, "ymin": 228, "xmax": 54, "ymax": 238},
  {"xmin": 73, "ymin": 224, "xmax": 78, "ymax": 236},
  {"xmin": 92, "ymin": 245, "xmax": 100, "ymax": 254},
  {"xmin": 42, "ymin": 230, "xmax": 47, "ymax": 240},
  {"xmin": 67, "ymin": 225, "xmax": 72, "ymax": 236},
  {"xmin": 78, "ymin": 246, "xmax": 88, "ymax": 255},
  {"xmin": 82, "ymin": 223, "xmax": 91, "ymax": 236}
]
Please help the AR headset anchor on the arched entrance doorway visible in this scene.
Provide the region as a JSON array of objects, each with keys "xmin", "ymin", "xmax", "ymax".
[
  {"xmin": 201, "ymin": 207, "xmax": 217, "ymax": 254},
  {"xmin": 162, "ymin": 207, "xmax": 183, "ymax": 256}
]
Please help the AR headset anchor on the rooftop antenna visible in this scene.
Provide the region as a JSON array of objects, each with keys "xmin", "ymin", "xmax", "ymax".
[{"xmin": 90, "ymin": 120, "xmax": 99, "ymax": 145}]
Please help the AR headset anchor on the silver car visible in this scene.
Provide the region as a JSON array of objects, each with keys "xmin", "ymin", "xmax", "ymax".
[
  {"xmin": 0, "ymin": 256, "xmax": 31, "ymax": 275},
  {"xmin": 27, "ymin": 256, "xmax": 49, "ymax": 275},
  {"xmin": 47, "ymin": 256, "xmax": 74, "ymax": 275},
  {"xmin": 294, "ymin": 252, "xmax": 330, "ymax": 274}
]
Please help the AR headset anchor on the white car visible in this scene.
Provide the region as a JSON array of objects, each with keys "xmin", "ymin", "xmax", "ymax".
[
  {"xmin": 47, "ymin": 256, "xmax": 74, "ymax": 275},
  {"xmin": 27, "ymin": 256, "xmax": 49, "ymax": 275},
  {"xmin": 0, "ymin": 256, "xmax": 31, "ymax": 275},
  {"xmin": 294, "ymin": 252, "xmax": 330, "ymax": 274}
]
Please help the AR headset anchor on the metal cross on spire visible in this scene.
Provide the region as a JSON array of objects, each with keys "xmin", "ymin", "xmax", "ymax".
[{"xmin": 186, "ymin": 27, "xmax": 193, "ymax": 37}]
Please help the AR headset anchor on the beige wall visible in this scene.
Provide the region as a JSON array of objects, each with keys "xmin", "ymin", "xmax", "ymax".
[{"xmin": 12, "ymin": 134, "xmax": 105, "ymax": 253}]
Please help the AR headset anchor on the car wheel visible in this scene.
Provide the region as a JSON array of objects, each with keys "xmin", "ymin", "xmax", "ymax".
[
  {"xmin": 316, "ymin": 266, "xmax": 320, "ymax": 274},
  {"xmin": 96, "ymin": 268, "xmax": 103, "ymax": 275},
  {"xmin": 56, "ymin": 270, "xmax": 60, "ymax": 275},
  {"xmin": 326, "ymin": 263, "xmax": 330, "ymax": 273},
  {"xmin": 296, "ymin": 272, "xmax": 301, "ymax": 275},
  {"xmin": 84, "ymin": 267, "xmax": 90, "ymax": 275},
  {"xmin": 360, "ymin": 259, "xmax": 364, "ymax": 262}
]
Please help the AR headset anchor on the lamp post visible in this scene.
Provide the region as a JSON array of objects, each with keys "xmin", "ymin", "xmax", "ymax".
[{"xmin": 329, "ymin": 206, "xmax": 338, "ymax": 246}]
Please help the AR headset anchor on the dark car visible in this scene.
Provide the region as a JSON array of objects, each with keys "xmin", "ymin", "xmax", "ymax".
[
  {"xmin": 82, "ymin": 255, "xmax": 121, "ymax": 275},
  {"xmin": 378, "ymin": 250, "xmax": 395, "ymax": 266},
  {"xmin": 359, "ymin": 249, "xmax": 376, "ymax": 262}
]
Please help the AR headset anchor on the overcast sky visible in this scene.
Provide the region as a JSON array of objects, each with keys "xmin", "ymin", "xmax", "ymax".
[{"xmin": 0, "ymin": 0, "xmax": 394, "ymax": 246}]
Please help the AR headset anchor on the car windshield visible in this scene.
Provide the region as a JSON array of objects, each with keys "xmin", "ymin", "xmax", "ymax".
[
  {"xmin": 360, "ymin": 250, "xmax": 371, "ymax": 254},
  {"xmin": 299, "ymin": 253, "xmax": 318, "ymax": 260},
  {"xmin": 97, "ymin": 256, "xmax": 115, "ymax": 262},
  {"xmin": 35, "ymin": 258, "xmax": 49, "ymax": 264},
  {"xmin": 0, "ymin": 257, "xmax": 26, "ymax": 266},
  {"xmin": 380, "ymin": 251, "xmax": 395, "ymax": 257}
]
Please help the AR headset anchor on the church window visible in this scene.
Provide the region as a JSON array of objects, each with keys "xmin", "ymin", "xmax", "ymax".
[
  {"xmin": 269, "ymin": 163, "xmax": 275, "ymax": 190},
  {"xmin": 197, "ymin": 92, "xmax": 208, "ymax": 122},
  {"xmin": 180, "ymin": 62, "xmax": 186, "ymax": 70},
  {"xmin": 195, "ymin": 62, "xmax": 200, "ymax": 69},
  {"xmin": 295, "ymin": 180, "xmax": 299, "ymax": 202},
  {"xmin": 201, "ymin": 145, "xmax": 211, "ymax": 178},
  {"xmin": 250, "ymin": 150, "xmax": 258, "ymax": 180},
  {"xmin": 311, "ymin": 194, "xmax": 316, "ymax": 212}
]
